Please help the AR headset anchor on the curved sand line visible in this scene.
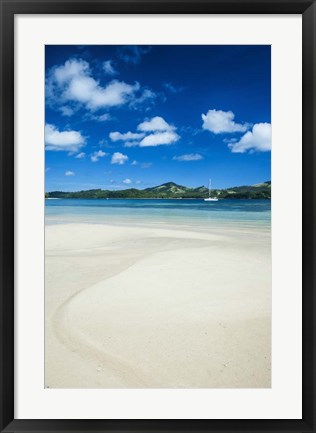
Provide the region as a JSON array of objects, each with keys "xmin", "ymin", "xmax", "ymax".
[
  {"xmin": 51, "ymin": 240, "xmax": 218, "ymax": 387},
  {"xmin": 51, "ymin": 250, "xmax": 271, "ymax": 387},
  {"xmin": 45, "ymin": 223, "xmax": 271, "ymax": 388},
  {"xmin": 53, "ymin": 300, "xmax": 148, "ymax": 387}
]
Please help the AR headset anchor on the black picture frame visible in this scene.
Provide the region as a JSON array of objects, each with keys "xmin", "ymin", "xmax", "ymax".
[{"xmin": 0, "ymin": 0, "xmax": 315, "ymax": 432}]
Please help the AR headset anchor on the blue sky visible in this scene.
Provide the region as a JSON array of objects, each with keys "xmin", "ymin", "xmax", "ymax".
[{"xmin": 45, "ymin": 45, "xmax": 271, "ymax": 191}]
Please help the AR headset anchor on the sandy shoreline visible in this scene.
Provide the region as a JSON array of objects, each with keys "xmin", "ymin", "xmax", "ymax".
[{"xmin": 45, "ymin": 222, "xmax": 271, "ymax": 388}]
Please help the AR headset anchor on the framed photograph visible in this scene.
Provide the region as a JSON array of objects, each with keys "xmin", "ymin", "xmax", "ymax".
[{"xmin": 0, "ymin": 0, "xmax": 314, "ymax": 432}]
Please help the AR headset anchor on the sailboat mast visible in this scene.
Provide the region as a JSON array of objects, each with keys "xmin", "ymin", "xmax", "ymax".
[{"xmin": 204, "ymin": 178, "xmax": 218, "ymax": 201}]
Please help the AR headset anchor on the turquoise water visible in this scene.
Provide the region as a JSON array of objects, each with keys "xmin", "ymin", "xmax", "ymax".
[{"xmin": 45, "ymin": 199, "xmax": 271, "ymax": 230}]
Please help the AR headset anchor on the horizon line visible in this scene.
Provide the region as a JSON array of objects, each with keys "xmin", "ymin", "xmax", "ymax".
[{"xmin": 45, "ymin": 180, "xmax": 271, "ymax": 193}]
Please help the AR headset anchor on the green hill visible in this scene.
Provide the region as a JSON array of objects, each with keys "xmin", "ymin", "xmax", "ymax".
[{"xmin": 45, "ymin": 181, "xmax": 271, "ymax": 199}]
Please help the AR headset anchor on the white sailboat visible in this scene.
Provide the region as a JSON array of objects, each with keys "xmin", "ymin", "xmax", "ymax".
[{"xmin": 204, "ymin": 179, "xmax": 218, "ymax": 201}]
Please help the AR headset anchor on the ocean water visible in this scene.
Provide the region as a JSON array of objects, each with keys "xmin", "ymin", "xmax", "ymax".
[{"xmin": 45, "ymin": 199, "xmax": 271, "ymax": 231}]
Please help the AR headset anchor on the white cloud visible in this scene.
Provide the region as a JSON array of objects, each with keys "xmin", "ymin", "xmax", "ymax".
[
  {"xmin": 202, "ymin": 109, "xmax": 249, "ymax": 134},
  {"xmin": 227, "ymin": 123, "xmax": 271, "ymax": 153},
  {"xmin": 138, "ymin": 88, "xmax": 156, "ymax": 102},
  {"xmin": 163, "ymin": 82, "xmax": 183, "ymax": 93},
  {"xmin": 223, "ymin": 137, "xmax": 237, "ymax": 144},
  {"xmin": 82, "ymin": 112, "xmax": 111, "ymax": 122},
  {"xmin": 137, "ymin": 116, "xmax": 175, "ymax": 132},
  {"xmin": 60, "ymin": 106, "xmax": 74, "ymax": 117},
  {"xmin": 67, "ymin": 78, "xmax": 139, "ymax": 110},
  {"xmin": 103, "ymin": 60, "xmax": 117, "ymax": 76},
  {"xmin": 136, "ymin": 180, "xmax": 142, "ymax": 184},
  {"xmin": 99, "ymin": 139, "xmax": 112, "ymax": 148},
  {"xmin": 123, "ymin": 141, "xmax": 142, "ymax": 148},
  {"xmin": 173, "ymin": 153, "xmax": 203, "ymax": 161},
  {"xmin": 117, "ymin": 46, "xmax": 151, "ymax": 64},
  {"xmin": 75, "ymin": 152, "xmax": 86, "ymax": 159},
  {"xmin": 45, "ymin": 124, "xmax": 86, "ymax": 152},
  {"xmin": 140, "ymin": 162, "xmax": 153, "ymax": 168},
  {"xmin": 91, "ymin": 150, "xmax": 108, "ymax": 162},
  {"xmin": 54, "ymin": 59, "xmax": 88, "ymax": 83},
  {"xmin": 97, "ymin": 114, "xmax": 110, "ymax": 122},
  {"xmin": 111, "ymin": 152, "xmax": 128, "ymax": 165},
  {"xmin": 130, "ymin": 88, "xmax": 157, "ymax": 109},
  {"xmin": 65, "ymin": 171, "xmax": 75, "ymax": 176},
  {"xmin": 47, "ymin": 58, "xmax": 140, "ymax": 111},
  {"xmin": 123, "ymin": 178, "xmax": 132, "ymax": 184},
  {"xmin": 130, "ymin": 160, "xmax": 152, "ymax": 168},
  {"xmin": 109, "ymin": 131, "xmax": 145, "ymax": 142},
  {"xmin": 139, "ymin": 131, "xmax": 180, "ymax": 147},
  {"xmin": 109, "ymin": 116, "xmax": 179, "ymax": 148}
]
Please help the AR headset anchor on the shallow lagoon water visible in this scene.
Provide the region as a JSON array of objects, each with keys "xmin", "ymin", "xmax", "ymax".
[{"xmin": 45, "ymin": 198, "xmax": 271, "ymax": 230}]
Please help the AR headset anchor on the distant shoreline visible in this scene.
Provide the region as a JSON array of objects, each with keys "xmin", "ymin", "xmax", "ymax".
[
  {"xmin": 45, "ymin": 197, "xmax": 271, "ymax": 200},
  {"xmin": 45, "ymin": 181, "xmax": 271, "ymax": 200}
]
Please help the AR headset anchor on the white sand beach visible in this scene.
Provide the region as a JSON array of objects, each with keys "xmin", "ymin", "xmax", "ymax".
[{"xmin": 45, "ymin": 222, "xmax": 271, "ymax": 388}]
